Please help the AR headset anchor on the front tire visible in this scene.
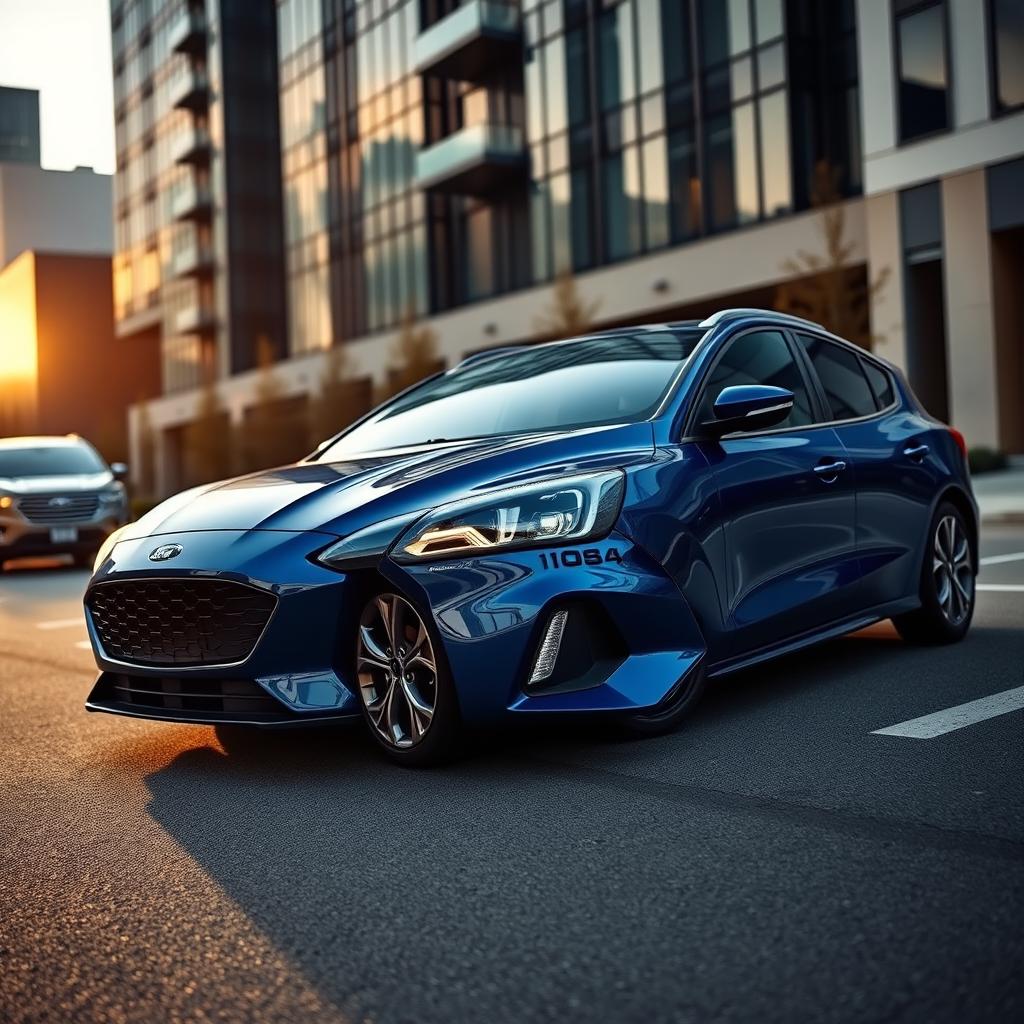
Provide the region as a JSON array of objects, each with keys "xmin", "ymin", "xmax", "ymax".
[
  {"xmin": 893, "ymin": 501, "xmax": 975, "ymax": 644},
  {"xmin": 355, "ymin": 592, "xmax": 461, "ymax": 766}
]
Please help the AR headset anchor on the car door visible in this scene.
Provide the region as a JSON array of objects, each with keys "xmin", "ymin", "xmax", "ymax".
[
  {"xmin": 692, "ymin": 329, "xmax": 860, "ymax": 660},
  {"xmin": 795, "ymin": 334, "xmax": 943, "ymax": 608}
]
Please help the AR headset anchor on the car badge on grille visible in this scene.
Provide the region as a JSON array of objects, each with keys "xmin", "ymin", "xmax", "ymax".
[
  {"xmin": 49, "ymin": 496, "xmax": 72, "ymax": 508},
  {"xmin": 149, "ymin": 544, "xmax": 183, "ymax": 562}
]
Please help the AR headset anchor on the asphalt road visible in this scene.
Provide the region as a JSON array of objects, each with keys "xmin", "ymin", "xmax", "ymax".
[{"xmin": 1, "ymin": 529, "xmax": 1022, "ymax": 1024}]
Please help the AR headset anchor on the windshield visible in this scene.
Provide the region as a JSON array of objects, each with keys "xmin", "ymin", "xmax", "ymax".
[
  {"xmin": 0, "ymin": 444, "xmax": 108, "ymax": 479},
  {"xmin": 318, "ymin": 329, "xmax": 704, "ymax": 458}
]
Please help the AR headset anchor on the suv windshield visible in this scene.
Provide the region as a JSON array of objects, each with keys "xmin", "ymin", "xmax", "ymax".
[
  {"xmin": 0, "ymin": 444, "xmax": 107, "ymax": 479},
  {"xmin": 317, "ymin": 329, "xmax": 704, "ymax": 458}
]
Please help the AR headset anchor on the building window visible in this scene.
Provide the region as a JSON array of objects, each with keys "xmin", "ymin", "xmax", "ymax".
[
  {"xmin": 894, "ymin": 0, "xmax": 950, "ymax": 142},
  {"xmin": 989, "ymin": 0, "xmax": 1024, "ymax": 116}
]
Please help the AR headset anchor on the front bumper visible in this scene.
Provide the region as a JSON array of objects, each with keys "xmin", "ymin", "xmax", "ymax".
[
  {"xmin": 1, "ymin": 509, "xmax": 122, "ymax": 561},
  {"xmin": 83, "ymin": 528, "xmax": 706, "ymax": 727}
]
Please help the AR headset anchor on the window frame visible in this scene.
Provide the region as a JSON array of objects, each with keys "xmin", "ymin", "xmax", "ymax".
[
  {"xmin": 791, "ymin": 329, "xmax": 902, "ymax": 427},
  {"xmin": 987, "ymin": 0, "xmax": 1024, "ymax": 118},
  {"xmin": 680, "ymin": 325, "xmax": 827, "ymax": 440},
  {"xmin": 892, "ymin": 0, "xmax": 953, "ymax": 146},
  {"xmin": 793, "ymin": 332, "xmax": 880, "ymax": 421}
]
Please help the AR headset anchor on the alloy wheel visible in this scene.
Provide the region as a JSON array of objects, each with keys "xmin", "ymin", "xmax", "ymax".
[
  {"xmin": 932, "ymin": 514, "xmax": 973, "ymax": 626},
  {"xmin": 356, "ymin": 594, "xmax": 438, "ymax": 749}
]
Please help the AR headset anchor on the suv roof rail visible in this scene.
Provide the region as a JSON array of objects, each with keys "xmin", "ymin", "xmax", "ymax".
[{"xmin": 698, "ymin": 308, "xmax": 824, "ymax": 332}]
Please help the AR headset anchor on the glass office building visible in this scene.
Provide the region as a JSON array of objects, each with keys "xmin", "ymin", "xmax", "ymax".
[
  {"xmin": 274, "ymin": 0, "xmax": 859, "ymax": 346},
  {"xmin": 110, "ymin": 0, "xmax": 286, "ymax": 392},
  {"xmin": 115, "ymin": 0, "xmax": 1024, "ymax": 496}
]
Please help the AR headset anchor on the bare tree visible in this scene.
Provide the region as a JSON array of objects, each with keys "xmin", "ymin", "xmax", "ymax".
[
  {"xmin": 534, "ymin": 269, "xmax": 601, "ymax": 339},
  {"xmin": 309, "ymin": 343, "xmax": 372, "ymax": 448},
  {"xmin": 774, "ymin": 162, "xmax": 890, "ymax": 349},
  {"xmin": 183, "ymin": 369, "xmax": 232, "ymax": 486},
  {"xmin": 380, "ymin": 310, "xmax": 442, "ymax": 402}
]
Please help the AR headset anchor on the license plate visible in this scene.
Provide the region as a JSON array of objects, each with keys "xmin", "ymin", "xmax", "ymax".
[{"xmin": 50, "ymin": 527, "xmax": 78, "ymax": 543}]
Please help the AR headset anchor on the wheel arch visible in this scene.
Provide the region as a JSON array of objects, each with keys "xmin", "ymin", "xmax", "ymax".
[{"xmin": 935, "ymin": 485, "xmax": 979, "ymax": 571}]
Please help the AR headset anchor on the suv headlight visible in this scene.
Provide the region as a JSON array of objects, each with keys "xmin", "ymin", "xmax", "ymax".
[
  {"xmin": 98, "ymin": 484, "xmax": 126, "ymax": 505},
  {"xmin": 393, "ymin": 470, "xmax": 625, "ymax": 562}
]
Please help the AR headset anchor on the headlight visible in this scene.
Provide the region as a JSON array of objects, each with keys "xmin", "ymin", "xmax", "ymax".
[
  {"xmin": 392, "ymin": 470, "xmax": 625, "ymax": 562},
  {"xmin": 93, "ymin": 524, "xmax": 129, "ymax": 573},
  {"xmin": 98, "ymin": 484, "xmax": 126, "ymax": 505},
  {"xmin": 0, "ymin": 494, "xmax": 13, "ymax": 510},
  {"xmin": 314, "ymin": 512, "xmax": 422, "ymax": 571}
]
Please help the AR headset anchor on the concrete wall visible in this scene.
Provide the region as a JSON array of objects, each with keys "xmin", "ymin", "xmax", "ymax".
[{"xmin": 0, "ymin": 164, "xmax": 113, "ymax": 269}]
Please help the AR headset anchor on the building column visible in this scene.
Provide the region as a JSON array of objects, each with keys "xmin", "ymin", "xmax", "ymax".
[
  {"xmin": 865, "ymin": 191, "xmax": 906, "ymax": 370},
  {"xmin": 941, "ymin": 169, "xmax": 1000, "ymax": 449}
]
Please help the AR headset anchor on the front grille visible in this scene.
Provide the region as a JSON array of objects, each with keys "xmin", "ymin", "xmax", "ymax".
[
  {"xmin": 19, "ymin": 493, "xmax": 100, "ymax": 523},
  {"xmin": 86, "ymin": 579, "xmax": 277, "ymax": 667},
  {"xmin": 105, "ymin": 673, "xmax": 286, "ymax": 717}
]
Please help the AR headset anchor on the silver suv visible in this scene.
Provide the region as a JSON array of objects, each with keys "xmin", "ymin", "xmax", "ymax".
[{"xmin": 0, "ymin": 436, "xmax": 129, "ymax": 570}]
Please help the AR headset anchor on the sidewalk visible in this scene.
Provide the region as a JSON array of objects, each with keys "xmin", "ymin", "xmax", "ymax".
[{"xmin": 973, "ymin": 457, "xmax": 1024, "ymax": 524}]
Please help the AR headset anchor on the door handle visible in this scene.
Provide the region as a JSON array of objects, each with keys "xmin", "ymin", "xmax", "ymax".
[
  {"xmin": 903, "ymin": 443, "xmax": 929, "ymax": 461},
  {"xmin": 813, "ymin": 460, "xmax": 847, "ymax": 479}
]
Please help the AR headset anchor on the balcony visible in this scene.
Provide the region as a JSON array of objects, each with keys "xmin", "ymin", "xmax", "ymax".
[
  {"xmin": 169, "ymin": 67, "xmax": 209, "ymax": 111},
  {"xmin": 415, "ymin": 1, "xmax": 521, "ymax": 81},
  {"xmin": 170, "ymin": 179, "xmax": 212, "ymax": 221},
  {"xmin": 174, "ymin": 303, "xmax": 216, "ymax": 335},
  {"xmin": 171, "ymin": 242, "xmax": 214, "ymax": 279},
  {"xmin": 169, "ymin": 9, "xmax": 206, "ymax": 55},
  {"xmin": 171, "ymin": 125, "xmax": 211, "ymax": 165},
  {"xmin": 415, "ymin": 123, "xmax": 526, "ymax": 195}
]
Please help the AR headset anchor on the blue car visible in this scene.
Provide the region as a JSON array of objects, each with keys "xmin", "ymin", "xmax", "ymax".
[{"xmin": 84, "ymin": 309, "xmax": 977, "ymax": 764}]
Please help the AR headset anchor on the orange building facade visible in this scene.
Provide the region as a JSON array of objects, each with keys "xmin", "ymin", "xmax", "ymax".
[{"xmin": 0, "ymin": 251, "xmax": 160, "ymax": 462}]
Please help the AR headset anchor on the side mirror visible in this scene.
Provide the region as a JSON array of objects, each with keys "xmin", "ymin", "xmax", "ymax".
[
  {"xmin": 704, "ymin": 385, "xmax": 794, "ymax": 435},
  {"xmin": 110, "ymin": 462, "xmax": 128, "ymax": 481}
]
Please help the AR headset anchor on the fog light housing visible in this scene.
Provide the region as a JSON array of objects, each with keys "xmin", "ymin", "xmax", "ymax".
[{"xmin": 529, "ymin": 610, "xmax": 569, "ymax": 684}]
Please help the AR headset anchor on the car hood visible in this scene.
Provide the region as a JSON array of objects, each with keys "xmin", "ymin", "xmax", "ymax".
[
  {"xmin": 0, "ymin": 471, "xmax": 114, "ymax": 494},
  {"xmin": 127, "ymin": 423, "xmax": 655, "ymax": 540}
]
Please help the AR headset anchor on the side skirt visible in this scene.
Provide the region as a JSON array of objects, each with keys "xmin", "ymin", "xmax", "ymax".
[{"xmin": 707, "ymin": 597, "xmax": 920, "ymax": 679}]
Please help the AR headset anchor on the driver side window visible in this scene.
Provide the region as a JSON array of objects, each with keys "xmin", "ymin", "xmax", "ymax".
[{"xmin": 695, "ymin": 331, "xmax": 815, "ymax": 431}]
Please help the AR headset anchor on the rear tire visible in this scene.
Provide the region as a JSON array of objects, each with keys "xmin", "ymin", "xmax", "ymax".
[
  {"xmin": 355, "ymin": 592, "xmax": 461, "ymax": 766},
  {"xmin": 893, "ymin": 501, "xmax": 975, "ymax": 645},
  {"xmin": 619, "ymin": 661, "xmax": 706, "ymax": 737}
]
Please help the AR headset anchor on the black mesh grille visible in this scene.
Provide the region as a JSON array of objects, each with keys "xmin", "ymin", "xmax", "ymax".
[
  {"xmin": 86, "ymin": 579, "xmax": 276, "ymax": 667},
  {"xmin": 104, "ymin": 673, "xmax": 285, "ymax": 717},
  {"xmin": 19, "ymin": 493, "xmax": 100, "ymax": 523}
]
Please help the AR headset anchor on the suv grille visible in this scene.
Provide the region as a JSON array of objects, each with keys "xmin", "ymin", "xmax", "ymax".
[
  {"xmin": 105, "ymin": 673, "xmax": 285, "ymax": 717},
  {"xmin": 19, "ymin": 493, "xmax": 100, "ymax": 523},
  {"xmin": 86, "ymin": 579, "xmax": 277, "ymax": 667}
]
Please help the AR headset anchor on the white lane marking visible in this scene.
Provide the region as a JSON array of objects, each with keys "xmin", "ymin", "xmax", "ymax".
[
  {"xmin": 976, "ymin": 584, "xmax": 1024, "ymax": 592},
  {"xmin": 872, "ymin": 685, "xmax": 1024, "ymax": 739},
  {"xmin": 36, "ymin": 617, "xmax": 85, "ymax": 630},
  {"xmin": 74, "ymin": 640, "xmax": 92, "ymax": 650},
  {"xmin": 979, "ymin": 551, "xmax": 1024, "ymax": 566}
]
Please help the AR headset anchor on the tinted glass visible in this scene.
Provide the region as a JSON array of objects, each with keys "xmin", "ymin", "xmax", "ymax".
[
  {"xmin": 991, "ymin": 0, "xmax": 1024, "ymax": 113},
  {"xmin": 897, "ymin": 3, "xmax": 949, "ymax": 141},
  {"xmin": 696, "ymin": 330, "xmax": 814, "ymax": 429},
  {"xmin": 862, "ymin": 359, "xmax": 896, "ymax": 409},
  {"xmin": 0, "ymin": 444, "xmax": 107, "ymax": 479},
  {"xmin": 798, "ymin": 336, "xmax": 877, "ymax": 420},
  {"xmin": 319, "ymin": 331, "xmax": 704, "ymax": 457}
]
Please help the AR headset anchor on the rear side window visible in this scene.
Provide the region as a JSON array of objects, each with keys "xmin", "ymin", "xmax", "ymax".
[
  {"xmin": 861, "ymin": 358, "xmax": 896, "ymax": 409},
  {"xmin": 695, "ymin": 330, "xmax": 815, "ymax": 430},
  {"xmin": 797, "ymin": 336, "xmax": 876, "ymax": 420}
]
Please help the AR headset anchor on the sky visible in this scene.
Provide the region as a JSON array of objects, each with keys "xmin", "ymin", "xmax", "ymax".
[{"xmin": 0, "ymin": 0, "xmax": 115, "ymax": 174}]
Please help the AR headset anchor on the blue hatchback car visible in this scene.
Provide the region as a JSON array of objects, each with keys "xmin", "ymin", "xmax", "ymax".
[{"xmin": 84, "ymin": 309, "xmax": 977, "ymax": 764}]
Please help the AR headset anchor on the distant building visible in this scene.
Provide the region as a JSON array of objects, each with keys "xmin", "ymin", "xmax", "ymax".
[
  {"xmin": 114, "ymin": 0, "xmax": 1024, "ymax": 497},
  {"xmin": 109, "ymin": 0, "xmax": 287, "ymax": 404},
  {"xmin": 0, "ymin": 163, "xmax": 113, "ymax": 269},
  {"xmin": 0, "ymin": 251, "xmax": 160, "ymax": 462},
  {"xmin": 0, "ymin": 86, "xmax": 41, "ymax": 165}
]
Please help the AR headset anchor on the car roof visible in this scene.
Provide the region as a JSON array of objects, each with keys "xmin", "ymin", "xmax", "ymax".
[{"xmin": 0, "ymin": 435, "xmax": 85, "ymax": 450}]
